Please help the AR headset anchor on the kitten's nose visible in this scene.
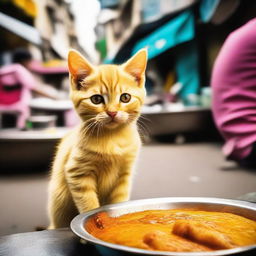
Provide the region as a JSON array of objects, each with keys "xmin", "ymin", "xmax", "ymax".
[{"xmin": 107, "ymin": 111, "xmax": 117, "ymax": 119}]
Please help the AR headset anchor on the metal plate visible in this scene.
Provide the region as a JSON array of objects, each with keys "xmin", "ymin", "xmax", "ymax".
[{"xmin": 71, "ymin": 197, "xmax": 256, "ymax": 256}]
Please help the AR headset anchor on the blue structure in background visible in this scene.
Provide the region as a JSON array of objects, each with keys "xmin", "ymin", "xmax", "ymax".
[
  {"xmin": 199, "ymin": 0, "xmax": 220, "ymax": 22},
  {"xmin": 175, "ymin": 41, "xmax": 200, "ymax": 102},
  {"xmin": 132, "ymin": 10, "xmax": 199, "ymax": 102},
  {"xmin": 132, "ymin": 10, "xmax": 195, "ymax": 59}
]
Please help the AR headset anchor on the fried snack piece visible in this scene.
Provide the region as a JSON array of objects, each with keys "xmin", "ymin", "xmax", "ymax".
[
  {"xmin": 172, "ymin": 220, "xmax": 234, "ymax": 249},
  {"xmin": 143, "ymin": 230, "xmax": 210, "ymax": 252},
  {"xmin": 86, "ymin": 212, "xmax": 116, "ymax": 233}
]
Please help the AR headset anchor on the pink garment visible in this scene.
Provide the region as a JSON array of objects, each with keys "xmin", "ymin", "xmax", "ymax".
[
  {"xmin": 211, "ymin": 19, "xmax": 256, "ymax": 160},
  {"xmin": 0, "ymin": 64, "xmax": 36, "ymax": 128},
  {"xmin": 27, "ymin": 60, "xmax": 68, "ymax": 74}
]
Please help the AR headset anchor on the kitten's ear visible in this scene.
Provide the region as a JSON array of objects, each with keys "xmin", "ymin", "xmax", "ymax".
[
  {"xmin": 68, "ymin": 49, "xmax": 94, "ymax": 89},
  {"xmin": 122, "ymin": 49, "xmax": 147, "ymax": 84}
]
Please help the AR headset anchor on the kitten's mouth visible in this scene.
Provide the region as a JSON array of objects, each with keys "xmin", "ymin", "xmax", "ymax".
[
  {"xmin": 106, "ymin": 116, "xmax": 119, "ymax": 123},
  {"xmin": 105, "ymin": 117, "xmax": 124, "ymax": 128},
  {"xmin": 106, "ymin": 119, "xmax": 118, "ymax": 125},
  {"xmin": 109, "ymin": 118, "xmax": 117, "ymax": 123}
]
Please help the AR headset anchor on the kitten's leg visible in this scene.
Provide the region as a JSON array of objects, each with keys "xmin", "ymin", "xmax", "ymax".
[
  {"xmin": 48, "ymin": 132, "xmax": 78, "ymax": 229},
  {"xmin": 48, "ymin": 180, "xmax": 78, "ymax": 229},
  {"xmin": 108, "ymin": 167, "xmax": 133, "ymax": 204},
  {"xmin": 65, "ymin": 166, "xmax": 100, "ymax": 213}
]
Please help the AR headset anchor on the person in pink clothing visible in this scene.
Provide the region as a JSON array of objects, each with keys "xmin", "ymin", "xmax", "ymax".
[
  {"xmin": 211, "ymin": 18, "xmax": 256, "ymax": 167},
  {"xmin": 0, "ymin": 49, "xmax": 60, "ymax": 129},
  {"xmin": 12, "ymin": 48, "xmax": 60, "ymax": 100},
  {"xmin": 0, "ymin": 64, "xmax": 37, "ymax": 128}
]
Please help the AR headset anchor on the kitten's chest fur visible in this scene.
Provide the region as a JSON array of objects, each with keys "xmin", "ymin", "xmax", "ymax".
[
  {"xmin": 95, "ymin": 154, "xmax": 126, "ymax": 203},
  {"xmin": 67, "ymin": 125, "xmax": 140, "ymax": 203}
]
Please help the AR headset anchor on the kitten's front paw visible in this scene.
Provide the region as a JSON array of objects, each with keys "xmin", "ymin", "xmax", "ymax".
[{"xmin": 47, "ymin": 224, "xmax": 56, "ymax": 230}]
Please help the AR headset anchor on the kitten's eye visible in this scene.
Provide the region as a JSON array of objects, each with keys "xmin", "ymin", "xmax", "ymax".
[
  {"xmin": 120, "ymin": 93, "xmax": 131, "ymax": 103},
  {"xmin": 91, "ymin": 94, "xmax": 104, "ymax": 104}
]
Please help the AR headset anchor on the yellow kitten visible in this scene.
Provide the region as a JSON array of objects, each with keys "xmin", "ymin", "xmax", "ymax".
[{"xmin": 48, "ymin": 49, "xmax": 147, "ymax": 228}]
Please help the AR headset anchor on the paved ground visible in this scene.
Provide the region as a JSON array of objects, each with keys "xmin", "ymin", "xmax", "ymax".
[{"xmin": 0, "ymin": 142, "xmax": 255, "ymax": 236}]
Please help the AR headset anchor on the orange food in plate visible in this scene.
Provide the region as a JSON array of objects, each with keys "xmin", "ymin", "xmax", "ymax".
[{"xmin": 85, "ymin": 209, "xmax": 256, "ymax": 252}]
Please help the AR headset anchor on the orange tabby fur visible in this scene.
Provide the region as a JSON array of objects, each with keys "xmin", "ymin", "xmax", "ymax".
[{"xmin": 48, "ymin": 49, "xmax": 147, "ymax": 228}]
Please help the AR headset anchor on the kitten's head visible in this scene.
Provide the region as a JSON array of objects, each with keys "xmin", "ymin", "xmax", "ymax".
[{"xmin": 68, "ymin": 49, "xmax": 147, "ymax": 132}]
